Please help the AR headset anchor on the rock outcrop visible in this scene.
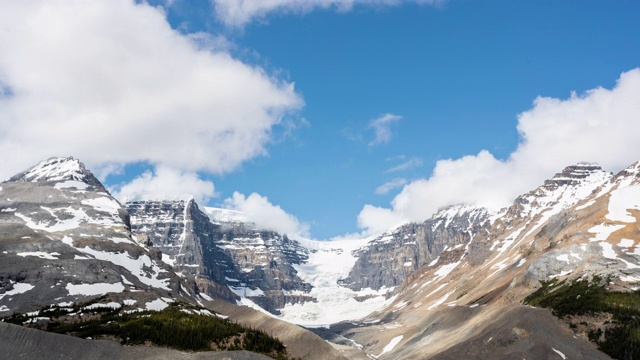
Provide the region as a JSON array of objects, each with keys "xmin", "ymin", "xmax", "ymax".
[
  {"xmin": 342, "ymin": 205, "xmax": 491, "ymax": 291},
  {"xmin": 126, "ymin": 201, "xmax": 313, "ymax": 313}
]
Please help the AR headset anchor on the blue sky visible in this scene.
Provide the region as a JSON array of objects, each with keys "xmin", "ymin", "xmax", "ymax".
[
  {"xmin": 2, "ymin": 1, "xmax": 640, "ymax": 239},
  {"xmin": 170, "ymin": 0, "xmax": 640, "ymax": 238}
]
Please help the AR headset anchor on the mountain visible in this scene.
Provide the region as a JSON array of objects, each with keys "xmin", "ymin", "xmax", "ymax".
[
  {"xmin": 342, "ymin": 205, "xmax": 491, "ymax": 292},
  {"xmin": 126, "ymin": 200, "xmax": 313, "ymax": 313},
  {"xmin": 318, "ymin": 162, "xmax": 640, "ymax": 359},
  {"xmin": 0, "ymin": 157, "xmax": 345, "ymax": 360},
  {"xmin": 3, "ymin": 156, "xmax": 640, "ymax": 359},
  {"xmin": 126, "ymin": 201, "xmax": 393, "ymax": 327},
  {"xmin": 0, "ymin": 157, "xmax": 199, "ymax": 315}
]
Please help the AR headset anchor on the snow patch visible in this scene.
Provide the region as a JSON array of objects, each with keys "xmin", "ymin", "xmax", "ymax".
[
  {"xmin": 229, "ymin": 286, "xmax": 265, "ymax": 297},
  {"xmin": 81, "ymin": 197, "xmax": 121, "ymax": 215},
  {"xmin": 54, "ymin": 180, "xmax": 89, "ymax": 190},
  {"xmin": 161, "ymin": 253, "xmax": 175, "ymax": 267},
  {"xmin": 607, "ymin": 184, "xmax": 640, "ymax": 223},
  {"xmin": 600, "ymin": 242, "xmax": 618, "ymax": 259},
  {"xmin": 74, "ymin": 245, "xmax": 170, "ymax": 290},
  {"xmin": 17, "ymin": 251, "xmax": 60, "ymax": 260},
  {"xmin": 589, "ymin": 224, "xmax": 625, "ymax": 242},
  {"xmin": 619, "ymin": 239, "xmax": 635, "ymax": 248},
  {"xmin": 552, "ymin": 347, "xmax": 567, "ymax": 359},
  {"xmin": 375, "ymin": 335, "xmax": 403, "ymax": 358},
  {"xmin": 66, "ymin": 282, "xmax": 124, "ymax": 296},
  {"xmin": 84, "ymin": 302, "xmax": 121, "ymax": 310},
  {"xmin": 0, "ymin": 282, "xmax": 35, "ymax": 300},
  {"xmin": 575, "ymin": 200, "xmax": 595, "ymax": 210},
  {"xmin": 145, "ymin": 298, "xmax": 171, "ymax": 311},
  {"xmin": 428, "ymin": 290, "xmax": 455, "ymax": 310}
]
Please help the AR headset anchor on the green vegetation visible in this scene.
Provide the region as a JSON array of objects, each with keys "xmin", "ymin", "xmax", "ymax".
[
  {"xmin": 524, "ymin": 276, "xmax": 640, "ymax": 360},
  {"xmin": 2, "ymin": 301, "xmax": 295, "ymax": 360}
]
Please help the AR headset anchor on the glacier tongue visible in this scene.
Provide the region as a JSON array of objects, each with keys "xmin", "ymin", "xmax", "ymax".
[{"xmin": 279, "ymin": 237, "xmax": 396, "ymax": 326}]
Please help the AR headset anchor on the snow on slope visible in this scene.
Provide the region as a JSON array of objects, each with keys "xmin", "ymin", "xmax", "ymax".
[
  {"xmin": 607, "ymin": 184, "xmax": 640, "ymax": 223},
  {"xmin": 279, "ymin": 237, "xmax": 396, "ymax": 326},
  {"xmin": 203, "ymin": 206, "xmax": 249, "ymax": 224},
  {"xmin": 10, "ymin": 157, "xmax": 90, "ymax": 183}
]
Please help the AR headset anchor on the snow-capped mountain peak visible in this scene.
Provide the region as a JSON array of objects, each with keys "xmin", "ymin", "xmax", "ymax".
[
  {"xmin": 542, "ymin": 162, "xmax": 608, "ymax": 188},
  {"xmin": 514, "ymin": 162, "xmax": 612, "ymax": 219},
  {"xmin": 7, "ymin": 156, "xmax": 102, "ymax": 188}
]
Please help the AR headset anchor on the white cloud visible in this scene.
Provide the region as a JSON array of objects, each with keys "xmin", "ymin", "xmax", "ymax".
[
  {"xmin": 385, "ymin": 156, "xmax": 423, "ymax": 173},
  {"xmin": 375, "ymin": 178, "xmax": 407, "ymax": 195},
  {"xmin": 358, "ymin": 68, "xmax": 640, "ymax": 234},
  {"xmin": 369, "ymin": 113, "xmax": 402, "ymax": 146},
  {"xmin": 212, "ymin": 0, "xmax": 443, "ymax": 27},
  {"xmin": 0, "ymin": 0, "xmax": 302, "ymax": 181},
  {"xmin": 223, "ymin": 192, "xmax": 310, "ymax": 238},
  {"xmin": 357, "ymin": 204, "xmax": 409, "ymax": 235},
  {"xmin": 111, "ymin": 166, "xmax": 215, "ymax": 204}
]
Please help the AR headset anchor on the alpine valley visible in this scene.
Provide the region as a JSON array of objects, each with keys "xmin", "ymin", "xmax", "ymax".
[{"xmin": 2, "ymin": 156, "xmax": 640, "ymax": 359}]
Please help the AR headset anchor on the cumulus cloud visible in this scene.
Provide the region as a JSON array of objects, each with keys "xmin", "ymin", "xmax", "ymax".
[
  {"xmin": 357, "ymin": 204, "xmax": 409, "ymax": 235},
  {"xmin": 358, "ymin": 68, "xmax": 640, "ymax": 234},
  {"xmin": 375, "ymin": 178, "xmax": 408, "ymax": 195},
  {"xmin": 223, "ymin": 192, "xmax": 310, "ymax": 238},
  {"xmin": 0, "ymin": 0, "xmax": 302, "ymax": 181},
  {"xmin": 369, "ymin": 113, "xmax": 402, "ymax": 146},
  {"xmin": 212, "ymin": 0, "xmax": 443, "ymax": 27},
  {"xmin": 111, "ymin": 166, "xmax": 216, "ymax": 204}
]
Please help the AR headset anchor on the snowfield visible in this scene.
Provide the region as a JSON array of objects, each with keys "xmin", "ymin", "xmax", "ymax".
[{"xmin": 278, "ymin": 237, "xmax": 396, "ymax": 326}]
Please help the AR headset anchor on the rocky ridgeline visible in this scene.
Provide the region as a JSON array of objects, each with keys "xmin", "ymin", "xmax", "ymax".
[
  {"xmin": 342, "ymin": 205, "xmax": 491, "ymax": 291},
  {"xmin": 543, "ymin": 163, "xmax": 608, "ymax": 187},
  {"xmin": 330, "ymin": 162, "xmax": 640, "ymax": 359},
  {"xmin": 0, "ymin": 157, "xmax": 197, "ymax": 315},
  {"xmin": 467, "ymin": 163, "xmax": 615, "ymax": 267},
  {"xmin": 127, "ymin": 201, "xmax": 313, "ymax": 313}
]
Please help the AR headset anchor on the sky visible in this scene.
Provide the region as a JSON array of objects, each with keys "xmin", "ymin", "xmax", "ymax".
[{"xmin": 1, "ymin": 0, "xmax": 639, "ymax": 239}]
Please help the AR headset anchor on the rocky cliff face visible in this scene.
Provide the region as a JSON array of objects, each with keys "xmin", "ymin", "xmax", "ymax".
[
  {"xmin": 0, "ymin": 157, "xmax": 197, "ymax": 315},
  {"xmin": 126, "ymin": 200, "xmax": 237, "ymax": 302},
  {"xmin": 214, "ymin": 221, "xmax": 313, "ymax": 313},
  {"xmin": 342, "ymin": 205, "xmax": 491, "ymax": 292},
  {"xmin": 126, "ymin": 201, "xmax": 313, "ymax": 313}
]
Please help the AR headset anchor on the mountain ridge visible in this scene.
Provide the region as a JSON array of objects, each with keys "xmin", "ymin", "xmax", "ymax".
[{"xmin": 4, "ymin": 156, "xmax": 640, "ymax": 359}]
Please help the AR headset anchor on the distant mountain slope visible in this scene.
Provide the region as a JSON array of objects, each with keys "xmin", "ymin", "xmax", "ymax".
[{"xmin": 324, "ymin": 162, "xmax": 640, "ymax": 359}]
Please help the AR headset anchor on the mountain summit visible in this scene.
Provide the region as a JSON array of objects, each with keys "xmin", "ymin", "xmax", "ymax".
[{"xmin": 8, "ymin": 156, "xmax": 104, "ymax": 189}]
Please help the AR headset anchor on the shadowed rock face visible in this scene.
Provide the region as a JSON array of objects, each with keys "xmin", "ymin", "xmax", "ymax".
[
  {"xmin": 127, "ymin": 200, "xmax": 313, "ymax": 313},
  {"xmin": 0, "ymin": 157, "xmax": 196, "ymax": 315}
]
